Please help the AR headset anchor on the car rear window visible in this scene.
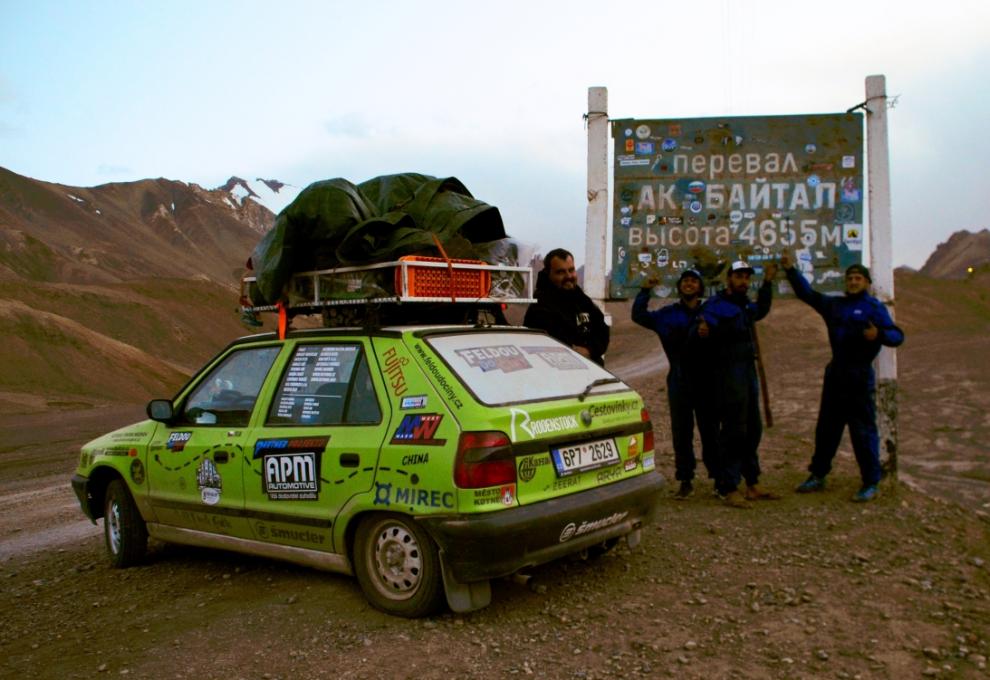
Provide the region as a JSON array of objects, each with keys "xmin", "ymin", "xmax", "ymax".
[{"xmin": 425, "ymin": 331, "xmax": 625, "ymax": 406}]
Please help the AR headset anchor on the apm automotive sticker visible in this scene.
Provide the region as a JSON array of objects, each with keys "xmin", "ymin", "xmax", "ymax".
[
  {"xmin": 253, "ymin": 437, "xmax": 329, "ymax": 501},
  {"xmin": 390, "ymin": 414, "xmax": 446, "ymax": 446},
  {"xmin": 455, "ymin": 345, "xmax": 532, "ymax": 373}
]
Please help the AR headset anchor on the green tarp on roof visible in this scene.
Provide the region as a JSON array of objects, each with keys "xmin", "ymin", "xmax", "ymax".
[{"xmin": 250, "ymin": 173, "xmax": 505, "ymax": 304}]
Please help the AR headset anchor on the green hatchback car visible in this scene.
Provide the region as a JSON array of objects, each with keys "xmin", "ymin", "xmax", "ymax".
[{"xmin": 72, "ymin": 324, "xmax": 663, "ymax": 617}]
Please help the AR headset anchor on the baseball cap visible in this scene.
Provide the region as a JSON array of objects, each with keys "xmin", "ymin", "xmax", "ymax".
[
  {"xmin": 729, "ymin": 260, "xmax": 754, "ymax": 274},
  {"xmin": 845, "ymin": 263, "xmax": 872, "ymax": 282},
  {"xmin": 678, "ymin": 268, "xmax": 703, "ymax": 283}
]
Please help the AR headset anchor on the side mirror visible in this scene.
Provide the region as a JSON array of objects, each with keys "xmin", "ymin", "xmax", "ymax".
[{"xmin": 147, "ymin": 399, "xmax": 174, "ymax": 422}]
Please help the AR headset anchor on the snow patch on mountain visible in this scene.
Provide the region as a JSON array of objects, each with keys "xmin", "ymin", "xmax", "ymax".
[{"xmin": 217, "ymin": 176, "xmax": 300, "ymax": 216}]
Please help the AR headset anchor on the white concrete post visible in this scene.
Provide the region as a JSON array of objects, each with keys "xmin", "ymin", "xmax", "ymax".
[
  {"xmin": 865, "ymin": 74, "xmax": 899, "ymax": 478},
  {"xmin": 585, "ymin": 87, "xmax": 609, "ymax": 305}
]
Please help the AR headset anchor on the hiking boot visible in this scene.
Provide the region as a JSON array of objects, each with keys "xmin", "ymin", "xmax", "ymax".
[
  {"xmin": 673, "ymin": 481, "xmax": 694, "ymax": 500},
  {"xmin": 796, "ymin": 474, "xmax": 826, "ymax": 493},
  {"xmin": 852, "ymin": 485, "xmax": 879, "ymax": 503},
  {"xmin": 723, "ymin": 490, "xmax": 749, "ymax": 508},
  {"xmin": 745, "ymin": 484, "xmax": 782, "ymax": 501}
]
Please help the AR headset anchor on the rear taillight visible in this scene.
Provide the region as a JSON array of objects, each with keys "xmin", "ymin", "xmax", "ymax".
[
  {"xmin": 641, "ymin": 407, "xmax": 654, "ymax": 453},
  {"xmin": 454, "ymin": 431, "xmax": 516, "ymax": 488}
]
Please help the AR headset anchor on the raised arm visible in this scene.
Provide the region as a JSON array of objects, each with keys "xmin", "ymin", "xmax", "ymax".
[
  {"xmin": 632, "ymin": 279, "xmax": 659, "ymax": 331},
  {"xmin": 782, "ymin": 250, "xmax": 827, "ymax": 315}
]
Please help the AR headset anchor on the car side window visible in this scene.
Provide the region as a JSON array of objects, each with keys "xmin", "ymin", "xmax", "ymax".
[
  {"xmin": 267, "ymin": 343, "xmax": 382, "ymax": 426},
  {"xmin": 181, "ymin": 346, "xmax": 281, "ymax": 427}
]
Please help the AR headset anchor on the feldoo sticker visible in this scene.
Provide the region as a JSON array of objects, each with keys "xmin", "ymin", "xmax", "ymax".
[
  {"xmin": 455, "ymin": 345, "xmax": 532, "ymax": 374},
  {"xmin": 167, "ymin": 432, "xmax": 192, "ymax": 452}
]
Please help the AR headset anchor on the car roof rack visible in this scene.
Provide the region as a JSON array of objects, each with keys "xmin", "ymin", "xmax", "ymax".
[{"xmin": 240, "ymin": 257, "xmax": 535, "ymax": 335}]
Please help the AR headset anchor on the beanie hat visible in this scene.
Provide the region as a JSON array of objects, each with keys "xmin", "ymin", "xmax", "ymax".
[{"xmin": 845, "ymin": 263, "xmax": 872, "ymax": 282}]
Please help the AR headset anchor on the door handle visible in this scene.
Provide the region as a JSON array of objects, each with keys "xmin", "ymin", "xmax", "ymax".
[
  {"xmin": 339, "ymin": 453, "xmax": 359, "ymax": 468},
  {"xmin": 214, "ymin": 451, "xmax": 230, "ymax": 464}
]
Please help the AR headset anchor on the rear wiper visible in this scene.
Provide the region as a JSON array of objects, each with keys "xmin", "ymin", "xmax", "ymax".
[{"xmin": 578, "ymin": 377, "xmax": 621, "ymax": 402}]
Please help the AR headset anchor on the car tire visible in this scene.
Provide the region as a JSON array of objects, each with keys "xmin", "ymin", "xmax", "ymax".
[
  {"xmin": 354, "ymin": 513, "xmax": 444, "ymax": 618},
  {"xmin": 104, "ymin": 479, "xmax": 148, "ymax": 568}
]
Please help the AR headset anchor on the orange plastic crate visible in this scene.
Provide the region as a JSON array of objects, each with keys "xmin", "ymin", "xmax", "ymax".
[{"xmin": 397, "ymin": 256, "xmax": 491, "ymax": 298}]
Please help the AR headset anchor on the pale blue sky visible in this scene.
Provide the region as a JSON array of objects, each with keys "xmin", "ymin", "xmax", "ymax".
[{"xmin": 2, "ymin": 0, "xmax": 988, "ymax": 268}]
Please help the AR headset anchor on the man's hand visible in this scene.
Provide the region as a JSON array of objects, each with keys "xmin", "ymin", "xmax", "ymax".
[
  {"xmin": 780, "ymin": 250, "xmax": 793, "ymax": 269},
  {"xmin": 573, "ymin": 345, "xmax": 592, "ymax": 358},
  {"xmin": 863, "ymin": 321, "xmax": 879, "ymax": 341},
  {"xmin": 697, "ymin": 317, "xmax": 710, "ymax": 339},
  {"xmin": 641, "ymin": 275, "xmax": 660, "ymax": 289},
  {"xmin": 763, "ymin": 261, "xmax": 778, "ymax": 281}
]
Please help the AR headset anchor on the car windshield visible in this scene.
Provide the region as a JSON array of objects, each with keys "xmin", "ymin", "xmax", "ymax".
[{"xmin": 425, "ymin": 331, "xmax": 627, "ymax": 406}]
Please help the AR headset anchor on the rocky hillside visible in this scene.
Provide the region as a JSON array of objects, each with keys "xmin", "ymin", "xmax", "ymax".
[
  {"xmin": 0, "ymin": 167, "xmax": 284, "ymax": 285},
  {"xmin": 920, "ymin": 228, "xmax": 990, "ymax": 279},
  {"xmin": 0, "ymin": 167, "xmax": 286, "ymax": 404}
]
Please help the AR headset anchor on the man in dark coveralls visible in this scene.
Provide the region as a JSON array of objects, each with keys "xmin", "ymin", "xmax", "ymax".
[
  {"xmin": 694, "ymin": 259, "xmax": 780, "ymax": 508},
  {"xmin": 524, "ymin": 248, "xmax": 609, "ymax": 366},
  {"xmin": 782, "ymin": 251, "xmax": 905, "ymax": 502},
  {"xmin": 632, "ymin": 268, "xmax": 717, "ymax": 499}
]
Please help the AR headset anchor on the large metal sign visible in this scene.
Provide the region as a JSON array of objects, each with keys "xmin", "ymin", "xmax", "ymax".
[{"xmin": 609, "ymin": 113, "xmax": 864, "ymax": 298}]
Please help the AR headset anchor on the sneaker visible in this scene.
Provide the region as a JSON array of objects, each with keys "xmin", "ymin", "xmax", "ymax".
[
  {"xmin": 852, "ymin": 485, "xmax": 879, "ymax": 503},
  {"xmin": 796, "ymin": 474, "xmax": 826, "ymax": 493},
  {"xmin": 723, "ymin": 490, "xmax": 750, "ymax": 508},
  {"xmin": 745, "ymin": 484, "xmax": 782, "ymax": 501},
  {"xmin": 673, "ymin": 481, "xmax": 694, "ymax": 500}
]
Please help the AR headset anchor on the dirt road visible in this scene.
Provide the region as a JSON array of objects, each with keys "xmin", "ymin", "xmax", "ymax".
[{"xmin": 2, "ymin": 296, "xmax": 988, "ymax": 679}]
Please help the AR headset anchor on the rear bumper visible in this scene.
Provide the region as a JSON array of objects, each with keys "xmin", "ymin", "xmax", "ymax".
[{"xmin": 418, "ymin": 471, "xmax": 664, "ymax": 583}]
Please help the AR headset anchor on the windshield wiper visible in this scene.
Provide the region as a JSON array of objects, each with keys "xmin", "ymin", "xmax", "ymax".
[{"xmin": 578, "ymin": 377, "xmax": 621, "ymax": 402}]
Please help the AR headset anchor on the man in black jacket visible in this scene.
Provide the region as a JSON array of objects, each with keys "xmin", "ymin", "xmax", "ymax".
[{"xmin": 524, "ymin": 249, "xmax": 609, "ymax": 366}]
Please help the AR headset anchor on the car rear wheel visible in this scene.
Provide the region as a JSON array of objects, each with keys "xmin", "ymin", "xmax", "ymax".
[
  {"xmin": 104, "ymin": 479, "xmax": 148, "ymax": 568},
  {"xmin": 354, "ymin": 513, "xmax": 444, "ymax": 618}
]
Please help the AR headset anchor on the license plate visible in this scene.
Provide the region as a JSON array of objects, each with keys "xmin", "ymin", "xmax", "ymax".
[{"xmin": 551, "ymin": 437, "xmax": 619, "ymax": 477}]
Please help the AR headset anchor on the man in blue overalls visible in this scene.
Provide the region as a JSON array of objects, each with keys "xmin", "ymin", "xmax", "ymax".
[
  {"xmin": 782, "ymin": 252, "xmax": 905, "ymax": 502},
  {"xmin": 632, "ymin": 268, "xmax": 717, "ymax": 499},
  {"xmin": 694, "ymin": 259, "xmax": 780, "ymax": 508}
]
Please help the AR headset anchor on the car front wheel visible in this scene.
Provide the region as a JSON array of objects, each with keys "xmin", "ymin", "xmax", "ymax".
[
  {"xmin": 104, "ymin": 479, "xmax": 148, "ymax": 568},
  {"xmin": 354, "ymin": 513, "xmax": 444, "ymax": 618}
]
